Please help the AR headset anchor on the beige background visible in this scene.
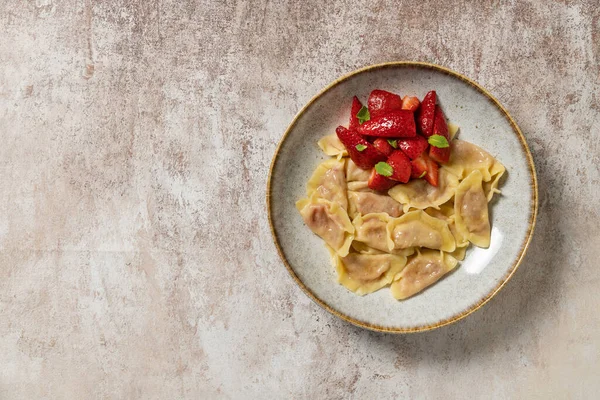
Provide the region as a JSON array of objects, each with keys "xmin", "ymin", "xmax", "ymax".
[{"xmin": 1, "ymin": 0, "xmax": 599, "ymax": 399}]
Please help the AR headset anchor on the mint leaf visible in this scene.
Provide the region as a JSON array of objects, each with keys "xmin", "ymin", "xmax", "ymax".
[
  {"xmin": 387, "ymin": 139, "xmax": 398, "ymax": 149},
  {"xmin": 375, "ymin": 162, "xmax": 393, "ymax": 177},
  {"xmin": 355, "ymin": 144, "xmax": 367, "ymax": 152},
  {"xmin": 419, "ymin": 171, "xmax": 427, "ymax": 178},
  {"xmin": 356, "ymin": 106, "xmax": 370, "ymax": 124},
  {"xmin": 428, "ymin": 134, "xmax": 450, "ymax": 148}
]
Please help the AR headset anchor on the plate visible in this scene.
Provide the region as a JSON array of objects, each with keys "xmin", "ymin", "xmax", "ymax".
[{"xmin": 267, "ymin": 62, "xmax": 537, "ymax": 333}]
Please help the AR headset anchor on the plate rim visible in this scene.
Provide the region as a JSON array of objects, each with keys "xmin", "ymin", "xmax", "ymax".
[{"xmin": 266, "ymin": 61, "xmax": 538, "ymax": 333}]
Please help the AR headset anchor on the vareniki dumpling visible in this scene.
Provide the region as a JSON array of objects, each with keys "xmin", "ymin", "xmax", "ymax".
[
  {"xmin": 388, "ymin": 168, "xmax": 459, "ymax": 213},
  {"xmin": 387, "ymin": 210, "xmax": 456, "ymax": 252},
  {"xmin": 444, "ymin": 140, "xmax": 505, "ymax": 183},
  {"xmin": 296, "ymin": 196, "xmax": 354, "ymax": 256},
  {"xmin": 390, "ymin": 250, "xmax": 458, "ymax": 300},
  {"xmin": 334, "ymin": 251, "xmax": 407, "ymax": 295},
  {"xmin": 454, "ymin": 170, "xmax": 491, "ymax": 248},
  {"xmin": 348, "ymin": 191, "xmax": 403, "ymax": 218},
  {"xmin": 306, "ymin": 158, "xmax": 348, "ymax": 210},
  {"xmin": 318, "ymin": 134, "xmax": 348, "ymax": 159}
]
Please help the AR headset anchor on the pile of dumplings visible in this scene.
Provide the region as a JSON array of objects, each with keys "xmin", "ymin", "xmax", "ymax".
[{"xmin": 296, "ymin": 134, "xmax": 505, "ymax": 300}]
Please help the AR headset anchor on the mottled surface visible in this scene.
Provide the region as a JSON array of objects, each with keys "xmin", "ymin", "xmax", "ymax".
[{"xmin": 0, "ymin": 0, "xmax": 598, "ymax": 398}]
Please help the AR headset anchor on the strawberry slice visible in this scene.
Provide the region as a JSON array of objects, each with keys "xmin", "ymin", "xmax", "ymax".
[
  {"xmin": 349, "ymin": 96, "xmax": 363, "ymax": 130},
  {"xmin": 385, "ymin": 151, "xmax": 412, "ymax": 183},
  {"xmin": 416, "ymin": 90, "xmax": 436, "ymax": 137},
  {"xmin": 367, "ymin": 89, "xmax": 403, "ymax": 119},
  {"xmin": 373, "ymin": 138, "xmax": 395, "ymax": 156},
  {"xmin": 410, "ymin": 153, "xmax": 439, "ymax": 187},
  {"xmin": 356, "ymin": 111, "xmax": 416, "ymax": 138},
  {"xmin": 428, "ymin": 106, "xmax": 451, "ymax": 164},
  {"xmin": 401, "ymin": 96, "xmax": 420, "ymax": 112},
  {"xmin": 368, "ymin": 169, "xmax": 397, "ymax": 192},
  {"xmin": 398, "ymin": 135, "xmax": 429, "ymax": 160},
  {"xmin": 335, "ymin": 126, "xmax": 386, "ymax": 170}
]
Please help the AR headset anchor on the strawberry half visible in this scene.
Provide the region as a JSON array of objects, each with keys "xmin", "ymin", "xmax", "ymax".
[
  {"xmin": 373, "ymin": 138, "xmax": 395, "ymax": 157},
  {"xmin": 401, "ymin": 96, "xmax": 420, "ymax": 112},
  {"xmin": 368, "ymin": 169, "xmax": 397, "ymax": 192},
  {"xmin": 428, "ymin": 105, "xmax": 451, "ymax": 164},
  {"xmin": 349, "ymin": 96, "xmax": 363, "ymax": 130},
  {"xmin": 356, "ymin": 110, "xmax": 417, "ymax": 138},
  {"xmin": 335, "ymin": 126, "xmax": 386, "ymax": 170},
  {"xmin": 398, "ymin": 135, "xmax": 429, "ymax": 160},
  {"xmin": 410, "ymin": 153, "xmax": 439, "ymax": 187},
  {"xmin": 417, "ymin": 90, "xmax": 436, "ymax": 137},
  {"xmin": 385, "ymin": 151, "xmax": 412, "ymax": 183},
  {"xmin": 367, "ymin": 89, "xmax": 403, "ymax": 119}
]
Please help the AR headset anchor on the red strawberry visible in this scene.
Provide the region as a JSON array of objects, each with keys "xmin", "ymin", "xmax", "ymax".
[
  {"xmin": 335, "ymin": 126, "xmax": 386, "ymax": 170},
  {"xmin": 349, "ymin": 96, "xmax": 363, "ymax": 130},
  {"xmin": 428, "ymin": 106, "xmax": 451, "ymax": 164},
  {"xmin": 356, "ymin": 111, "xmax": 416, "ymax": 138},
  {"xmin": 368, "ymin": 169, "xmax": 396, "ymax": 192},
  {"xmin": 410, "ymin": 153, "xmax": 439, "ymax": 187},
  {"xmin": 385, "ymin": 151, "xmax": 412, "ymax": 183},
  {"xmin": 416, "ymin": 91, "xmax": 436, "ymax": 137},
  {"xmin": 398, "ymin": 135, "xmax": 429, "ymax": 160},
  {"xmin": 401, "ymin": 96, "xmax": 420, "ymax": 112},
  {"xmin": 367, "ymin": 89, "xmax": 403, "ymax": 119},
  {"xmin": 373, "ymin": 138, "xmax": 395, "ymax": 156}
]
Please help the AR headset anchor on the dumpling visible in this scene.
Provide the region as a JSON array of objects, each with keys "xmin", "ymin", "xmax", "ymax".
[
  {"xmin": 346, "ymin": 159, "xmax": 372, "ymax": 182},
  {"xmin": 317, "ymin": 134, "xmax": 348, "ymax": 159},
  {"xmin": 386, "ymin": 210, "xmax": 456, "ymax": 252},
  {"xmin": 390, "ymin": 250, "xmax": 458, "ymax": 300},
  {"xmin": 296, "ymin": 196, "xmax": 354, "ymax": 256},
  {"xmin": 306, "ymin": 158, "xmax": 348, "ymax": 210},
  {"xmin": 352, "ymin": 213, "xmax": 392, "ymax": 252},
  {"xmin": 454, "ymin": 170, "xmax": 491, "ymax": 248},
  {"xmin": 348, "ymin": 191, "xmax": 403, "ymax": 218},
  {"xmin": 351, "ymin": 241, "xmax": 415, "ymax": 257},
  {"xmin": 388, "ymin": 168, "xmax": 459, "ymax": 213},
  {"xmin": 483, "ymin": 165, "xmax": 506, "ymax": 202},
  {"xmin": 333, "ymin": 251, "xmax": 407, "ymax": 295},
  {"xmin": 347, "ymin": 181, "xmax": 371, "ymax": 192},
  {"xmin": 448, "ymin": 122, "xmax": 460, "ymax": 139},
  {"xmin": 444, "ymin": 139, "xmax": 505, "ymax": 182}
]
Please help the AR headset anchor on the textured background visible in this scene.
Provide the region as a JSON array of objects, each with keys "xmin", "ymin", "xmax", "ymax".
[{"xmin": 1, "ymin": 0, "xmax": 599, "ymax": 399}]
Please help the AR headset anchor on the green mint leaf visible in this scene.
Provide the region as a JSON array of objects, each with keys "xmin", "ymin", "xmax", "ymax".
[
  {"xmin": 375, "ymin": 162, "xmax": 393, "ymax": 177},
  {"xmin": 387, "ymin": 139, "xmax": 398, "ymax": 149},
  {"xmin": 356, "ymin": 106, "xmax": 370, "ymax": 124},
  {"xmin": 419, "ymin": 171, "xmax": 427, "ymax": 178},
  {"xmin": 355, "ymin": 144, "xmax": 367, "ymax": 152},
  {"xmin": 428, "ymin": 134, "xmax": 450, "ymax": 148}
]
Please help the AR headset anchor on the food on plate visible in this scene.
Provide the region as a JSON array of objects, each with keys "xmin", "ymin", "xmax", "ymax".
[{"xmin": 296, "ymin": 88, "xmax": 505, "ymax": 300}]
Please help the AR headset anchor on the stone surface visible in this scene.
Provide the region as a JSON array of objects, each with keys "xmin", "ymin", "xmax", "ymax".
[{"xmin": 0, "ymin": 0, "xmax": 598, "ymax": 398}]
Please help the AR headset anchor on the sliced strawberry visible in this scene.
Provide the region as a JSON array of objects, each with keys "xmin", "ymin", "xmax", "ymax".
[
  {"xmin": 368, "ymin": 169, "xmax": 397, "ymax": 192},
  {"xmin": 349, "ymin": 96, "xmax": 363, "ymax": 130},
  {"xmin": 416, "ymin": 90, "xmax": 436, "ymax": 137},
  {"xmin": 401, "ymin": 96, "xmax": 420, "ymax": 112},
  {"xmin": 367, "ymin": 89, "xmax": 403, "ymax": 119},
  {"xmin": 410, "ymin": 153, "xmax": 439, "ymax": 187},
  {"xmin": 385, "ymin": 151, "xmax": 412, "ymax": 183},
  {"xmin": 356, "ymin": 111, "xmax": 416, "ymax": 138},
  {"xmin": 398, "ymin": 135, "xmax": 429, "ymax": 160},
  {"xmin": 335, "ymin": 126, "xmax": 386, "ymax": 170},
  {"xmin": 428, "ymin": 105, "xmax": 451, "ymax": 164},
  {"xmin": 373, "ymin": 138, "xmax": 395, "ymax": 157}
]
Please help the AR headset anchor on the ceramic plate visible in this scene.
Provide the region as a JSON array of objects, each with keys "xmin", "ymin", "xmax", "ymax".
[{"xmin": 267, "ymin": 62, "xmax": 537, "ymax": 333}]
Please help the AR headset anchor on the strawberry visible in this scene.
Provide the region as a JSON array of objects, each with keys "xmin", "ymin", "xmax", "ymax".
[
  {"xmin": 428, "ymin": 105, "xmax": 451, "ymax": 164},
  {"xmin": 373, "ymin": 138, "xmax": 395, "ymax": 157},
  {"xmin": 368, "ymin": 169, "xmax": 397, "ymax": 192},
  {"xmin": 367, "ymin": 89, "xmax": 403, "ymax": 119},
  {"xmin": 349, "ymin": 96, "xmax": 363, "ymax": 130},
  {"xmin": 356, "ymin": 111, "xmax": 416, "ymax": 138},
  {"xmin": 410, "ymin": 153, "xmax": 439, "ymax": 187},
  {"xmin": 385, "ymin": 150, "xmax": 412, "ymax": 183},
  {"xmin": 416, "ymin": 90, "xmax": 436, "ymax": 137},
  {"xmin": 401, "ymin": 96, "xmax": 420, "ymax": 112},
  {"xmin": 335, "ymin": 126, "xmax": 387, "ymax": 170},
  {"xmin": 398, "ymin": 135, "xmax": 429, "ymax": 160}
]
